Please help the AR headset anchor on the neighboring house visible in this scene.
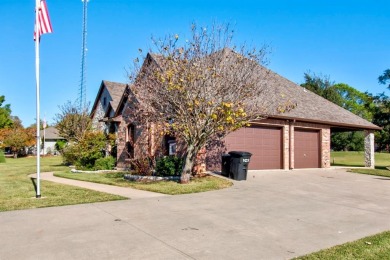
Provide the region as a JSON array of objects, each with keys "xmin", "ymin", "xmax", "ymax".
[
  {"xmin": 90, "ymin": 80, "xmax": 128, "ymax": 132},
  {"xmin": 92, "ymin": 50, "xmax": 380, "ymax": 171},
  {"xmin": 40, "ymin": 126, "xmax": 65, "ymax": 155}
]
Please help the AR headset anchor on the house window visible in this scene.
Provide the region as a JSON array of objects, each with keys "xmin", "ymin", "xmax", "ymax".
[
  {"xmin": 168, "ymin": 140, "xmax": 176, "ymax": 155},
  {"xmin": 126, "ymin": 124, "xmax": 136, "ymax": 158},
  {"xmin": 103, "ymin": 97, "xmax": 107, "ymax": 107},
  {"xmin": 126, "ymin": 124, "xmax": 135, "ymax": 143},
  {"xmin": 164, "ymin": 135, "xmax": 176, "ymax": 155}
]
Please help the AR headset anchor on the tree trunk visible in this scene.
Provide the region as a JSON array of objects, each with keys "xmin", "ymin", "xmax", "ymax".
[{"xmin": 180, "ymin": 144, "xmax": 196, "ymax": 184}]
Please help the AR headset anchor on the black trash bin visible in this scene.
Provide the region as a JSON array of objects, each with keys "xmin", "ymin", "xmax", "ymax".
[
  {"xmin": 221, "ymin": 154, "xmax": 231, "ymax": 177},
  {"xmin": 228, "ymin": 151, "xmax": 252, "ymax": 180}
]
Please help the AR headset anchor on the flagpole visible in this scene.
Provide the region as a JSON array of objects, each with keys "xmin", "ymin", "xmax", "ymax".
[{"xmin": 35, "ymin": 0, "xmax": 41, "ymax": 198}]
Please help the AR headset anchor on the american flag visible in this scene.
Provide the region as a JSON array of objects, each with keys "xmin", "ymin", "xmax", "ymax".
[{"xmin": 34, "ymin": 0, "xmax": 53, "ymax": 40}]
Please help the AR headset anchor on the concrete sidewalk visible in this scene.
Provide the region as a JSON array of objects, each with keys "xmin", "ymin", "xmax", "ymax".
[
  {"xmin": 3, "ymin": 168, "xmax": 390, "ymax": 259},
  {"xmin": 29, "ymin": 172, "xmax": 168, "ymax": 199}
]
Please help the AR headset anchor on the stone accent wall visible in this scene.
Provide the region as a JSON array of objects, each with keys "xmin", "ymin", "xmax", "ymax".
[
  {"xmin": 364, "ymin": 130, "xmax": 375, "ymax": 168},
  {"xmin": 321, "ymin": 128, "xmax": 331, "ymax": 168},
  {"xmin": 91, "ymin": 88, "xmax": 111, "ymax": 131}
]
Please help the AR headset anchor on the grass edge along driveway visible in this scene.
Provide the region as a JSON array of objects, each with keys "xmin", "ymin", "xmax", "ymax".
[
  {"xmin": 54, "ymin": 170, "xmax": 233, "ymax": 195},
  {"xmin": 294, "ymin": 231, "xmax": 390, "ymax": 259}
]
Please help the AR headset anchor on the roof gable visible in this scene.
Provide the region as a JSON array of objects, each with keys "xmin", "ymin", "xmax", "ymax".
[{"xmin": 90, "ymin": 80, "xmax": 127, "ymax": 119}]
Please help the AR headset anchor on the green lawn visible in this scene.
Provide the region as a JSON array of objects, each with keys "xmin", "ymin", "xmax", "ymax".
[
  {"xmin": 55, "ymin": 171, "xmax": 233, "ymax": 195},
  {"xmin": 295, "ymin": 231, "xmax": 390, "ymax": 260},
  {"xmin": 0, "ymin": 156, "xmax": 126, "ymax": 212},
  {"xmin": 331, "ymin": 151, "xmax": 390, "ymax": 177},
  {"xmin": 331, "ymin": 151, "xmax": 390, "ymax": 168}
]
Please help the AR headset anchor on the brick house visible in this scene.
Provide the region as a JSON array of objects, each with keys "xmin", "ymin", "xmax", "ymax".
[
  {"xmin": 91, "ymin": 51, "xmax": 380, "ymax": 171},
  {"xmin": 90, "ymin": 80, "xmax": 162, "ymax": 169}
]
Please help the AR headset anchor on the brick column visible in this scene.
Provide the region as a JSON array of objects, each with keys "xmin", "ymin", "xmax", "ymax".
[
  {"xmin": 364, "ymin": 130, "xmax": 375, "ymax": 168},
  {"xmin": 283, "ymin": 125, "xmax": 289, "ymax": 170},
  {"xmin": 289, "ymin": 122, "xmax": 294, "ymax": 169}
]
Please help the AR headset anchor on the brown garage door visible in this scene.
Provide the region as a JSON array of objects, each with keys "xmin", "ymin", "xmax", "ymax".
[
  {"xmin": 224, "ymin": 126, "xmax": 282, "ymax": 170},
  {"xmin": 294, "ymin": 129, "xmax": 320, "ymax": 168}
]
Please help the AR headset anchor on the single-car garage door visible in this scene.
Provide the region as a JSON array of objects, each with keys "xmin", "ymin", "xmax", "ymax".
[
  {"xmin": 224, "ymin": 126, "xmax": 283, "ymax": 170},
  {"xmin": 294, "ymin": 129, "xmax": 320, "ymax": 168}
]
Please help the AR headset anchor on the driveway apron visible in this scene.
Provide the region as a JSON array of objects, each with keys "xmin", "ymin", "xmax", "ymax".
[{"xmin": 1, "ymin": 168, "xmax": 390, "ymax": 259}]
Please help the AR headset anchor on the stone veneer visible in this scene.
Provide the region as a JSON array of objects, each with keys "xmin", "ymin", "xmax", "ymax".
[{"xmin": 364, "ymin": 130, "xmax": 375, "ymax": 168}]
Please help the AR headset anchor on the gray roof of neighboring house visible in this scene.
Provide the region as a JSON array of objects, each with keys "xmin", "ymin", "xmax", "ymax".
[
  {"xmin": 40, "ymin": 126, "xmax": 64, "ymax": 140},
  {"xmin": 148, "ymin": 49, "xmax": 380, "ymax": 130}
]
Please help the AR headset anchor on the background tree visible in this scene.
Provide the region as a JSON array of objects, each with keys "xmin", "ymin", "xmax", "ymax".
[
  {"xmin": 28, "ymin": 119, "xmax": 49, "ymax": 130},
  {"xmin": 300, "ymin": 73, "xmax": 372, "ymax": 151},
  {"xmin": 372, "ymin": 95, "xmax": 390, "ymax": 151},
  {"xmin": 129, "ymin": 23, "xmax": 289, "ymax": 183},
  {"xmin": 331, "ymin": 131, "xmax": 365, "ymax": 151},
  {"xmin": 55, "ymin": 101, "xmax": 91, "ymax": 142},
  {"xmin": 372, "ymin": 70, "xmax": 390, "ymax": 151},
  {"xmin": 11, "ymin": 116, "xmax": 23, "ymax": 129},
  {"xmin": 0, "ymin": 95, "xmax": 13, "ymax": 129},
  {"xmin": 300, "ymin": 73, "xmax": 343, "ymax": 106},
  {"xmin": 332, "ymin": 83, "xmax": 373, "ymax": 121},
  {"xmin": 0, "ymin": 126, "xmax": 35, "ymax": 158},
  {"xmin": 378, "ymin": 69, "xmax": 390, "ymax": 89}
]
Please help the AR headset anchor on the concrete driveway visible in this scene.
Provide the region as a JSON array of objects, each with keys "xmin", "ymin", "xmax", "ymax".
[{"xmin": 1, "ymin": 168, "xmax": 390, "ymax": 259}]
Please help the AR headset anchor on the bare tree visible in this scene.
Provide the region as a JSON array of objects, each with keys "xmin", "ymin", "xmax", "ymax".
[
  {"xmin": 129, "ymin": 23, "xmax": 289, "ymax": 183},
  {"xmin": 55, "ymin": 101, "xmax": 91, "ymax": 143}
]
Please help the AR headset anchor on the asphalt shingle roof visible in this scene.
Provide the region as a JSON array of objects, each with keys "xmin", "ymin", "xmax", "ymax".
[
  {"xmin": 102, "ymin": 80, "xmax": 127, "ymax": 112},
  {"xmin": 149, "ymin": 49, "xmax": 380, "ymax": 130},
  {"xmin": 40, "ymin": 126, "xmax": 64, "ymax": 140},
  {"xmin": 251, "ymin": 64, "xmax": 380, "ymax": 130}
]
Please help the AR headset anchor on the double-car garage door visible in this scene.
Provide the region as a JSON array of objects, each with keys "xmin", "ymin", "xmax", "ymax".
[{"xmin": 224, "ymin": 126, "xmax": 320, "ymax": 170}]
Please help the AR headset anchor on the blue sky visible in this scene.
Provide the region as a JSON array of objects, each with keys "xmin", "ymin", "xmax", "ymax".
[{"xmin": 1, "ymin": 0, "xmax": 389, "ymax": 127}]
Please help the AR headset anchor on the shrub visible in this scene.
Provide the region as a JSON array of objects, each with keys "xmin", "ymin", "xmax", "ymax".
[
  {"xmin": 55, "ymin": 140, "xmax": 67, "ymax": 153},
  {"xmin": 128, "ymin": 157, "xmax": 155, "ymax": 176},
  {"xmin": 62, "ymin": 143, "xmax": 78, "ymax": 165},
  {"xmin": 0, "ymin": 150, "xmax": 5, "ymax": 163},
  {"xmin": 61, "ymin": 131, "xmax": 107, "ymax": 169},
  {"xmin": 155, "ymin": 156, "xmax": 184, "ymax": 176},
  {"xmin": 94, "ymin": 156, "xmax": 116, "ymax": 170},
  {"xmin": 75, "ymin": 132, "xmax": 106, "ymax": 170}
]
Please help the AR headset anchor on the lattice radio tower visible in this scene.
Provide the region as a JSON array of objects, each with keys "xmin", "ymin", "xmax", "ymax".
[{"xmin": 78, "ymin": 0, "xmax": 89, "ymax": 109}]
